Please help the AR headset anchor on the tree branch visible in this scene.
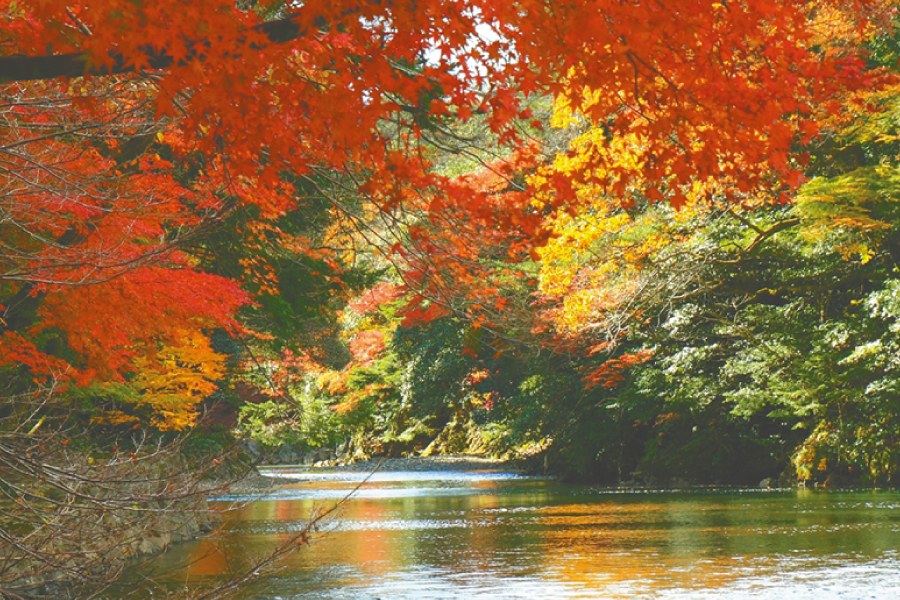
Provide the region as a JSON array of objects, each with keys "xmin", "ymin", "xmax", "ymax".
[{"xmin": 0, "ymin": 14, "xmax": 308, "ymax": 84}]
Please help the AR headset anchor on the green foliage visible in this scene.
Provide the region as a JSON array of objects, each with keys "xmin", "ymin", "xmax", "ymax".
[
  {"xmin": 238, "ymin": 393, "xmax": 347, "ymax": 450},
  {"xmin": 234, "ymin": 22, "xmax": 900, "ymax": 485}
]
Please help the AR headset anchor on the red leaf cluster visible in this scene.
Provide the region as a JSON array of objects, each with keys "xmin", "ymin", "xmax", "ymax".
[
  {"xmin": 1, "ymin": 0, "xmax": 892, "ymax": 394},
  {"xmin": 584, "ymin": 349, "xmax": 655, "ymax": 389}
]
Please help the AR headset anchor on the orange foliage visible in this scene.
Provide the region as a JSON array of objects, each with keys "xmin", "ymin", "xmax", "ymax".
[
  {"xmin": 127, "ymin": 332, "xmax": 227, "ymax": 430},
  {"xmin": 390, "ymin": 145, "xmax": 544, "ymax": 329},
  {"xmin": 584, "ymin": 350, "xmax": 655, "ymax": 389},
  {"xmin": 34, "ymin": 267, "xmax": 248, "ymax": 381},
  {"xmin": 1, "ymin": 0, "xmax": 895, "ymax": 429},
  {"xmin": 0, "ymin": 332, "xmax": 76, "ymax": 381},
  {"xmin": 348, "ymin": 283, "xmax": 404, "ymax": 315},
  {"xmin": 348, "ymin": 331, "xmax": 386, "ymax": 366}
]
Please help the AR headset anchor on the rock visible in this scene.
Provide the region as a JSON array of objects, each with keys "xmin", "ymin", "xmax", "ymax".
[
  {"xmin": 135, "ymin": 534, "xmax": 171, "ymax": 556},
  {"xmin": 277, "ymin": 446, "xmax": 299, "ymax": 464},
  {"xmin": 336, "ymin": 441, "xmax": 349, "ymax": 457},
  {"xmin": 240, "ymin": 438, "xmax": 262, "ymax": 460}
]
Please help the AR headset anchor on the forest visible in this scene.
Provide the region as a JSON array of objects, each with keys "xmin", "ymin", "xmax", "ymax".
[{"xmin": 3, "ymin": 0, "xmax": 900, "ymax": 596}]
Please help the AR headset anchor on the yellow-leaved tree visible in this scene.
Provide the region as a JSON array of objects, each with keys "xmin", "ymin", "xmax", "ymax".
[{"xmin": 90, "ymin": 331, "xmax": 228, "ymax": 431}]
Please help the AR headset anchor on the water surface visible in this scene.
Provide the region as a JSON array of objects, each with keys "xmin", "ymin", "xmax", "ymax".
[{"xmin": 151, "ymin": 467, "xmax": 900, "ymax": 599}]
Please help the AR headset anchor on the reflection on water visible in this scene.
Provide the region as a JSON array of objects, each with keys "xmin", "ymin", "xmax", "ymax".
[{"xmin": 147, "ymin": 468, "xmax": 900, "ymax": 599}]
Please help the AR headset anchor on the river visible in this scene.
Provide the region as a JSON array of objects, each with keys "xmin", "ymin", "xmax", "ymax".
[{"xmin": 144, "ymin": 465, "xmax": 900, "ymax": 599}]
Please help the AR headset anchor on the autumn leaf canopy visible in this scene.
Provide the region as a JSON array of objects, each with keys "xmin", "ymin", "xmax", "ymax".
[{"xmin": 0, "ymin": 0, "xmax": 886, "ymax": 424}]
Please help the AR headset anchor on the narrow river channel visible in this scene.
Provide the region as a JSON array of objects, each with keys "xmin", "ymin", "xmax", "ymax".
[{"xmin": 146, "ymin": 466, "xmax": 900, "ymax": 599}]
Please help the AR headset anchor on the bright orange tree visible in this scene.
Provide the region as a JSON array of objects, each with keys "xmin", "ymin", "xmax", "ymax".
[{"xmin": 0, "ymin": 0, "xmax": 883, "ymax": 426}]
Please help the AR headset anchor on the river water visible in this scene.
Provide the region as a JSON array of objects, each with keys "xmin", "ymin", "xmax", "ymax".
[{"xmin": 148, "ymin": 467, "xmax": 900, "ymax": 599}]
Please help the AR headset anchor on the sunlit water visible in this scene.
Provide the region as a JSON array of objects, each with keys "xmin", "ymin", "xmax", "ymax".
[{"xmin": 145, "ymin": 468, "xmax": 900, "ymax": 599}]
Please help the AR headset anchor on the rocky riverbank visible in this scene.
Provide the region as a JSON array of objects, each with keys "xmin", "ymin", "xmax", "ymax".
[
  {"xmin": 203, "ymin": 455, "xmax": 522, "ymax": 497},
  {"xmin": 325, "ymin": 455, "xmax": 521, "ymax": 472}
]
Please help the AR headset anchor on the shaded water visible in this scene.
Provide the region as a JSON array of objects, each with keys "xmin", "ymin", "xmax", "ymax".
[{"xmin": 150, "ymin": 468, "xmax": 900, "ymax": 599}]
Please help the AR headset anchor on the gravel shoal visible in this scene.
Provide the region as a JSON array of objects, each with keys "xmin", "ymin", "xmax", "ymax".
[
  {"xmin": 330, "ymin": 455, "xmax": 521, "ymax": 473},
  {"xmin": 201, "ymin": 472, "xmax": 282, "ymax": 494},
  {"xmin": 207, "ymin": 455, "xmax": 524, "ymax": 496}
]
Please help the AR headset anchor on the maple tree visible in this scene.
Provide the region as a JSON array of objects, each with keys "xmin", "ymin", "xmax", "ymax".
[
  {"xmin": 2, "ymin": 0, "xmax": 899, "ymax": 594},
  {"xmin": 519, "ymin": 10, "xmax": 900, "ymax": 483},
  {"xmin": 1, "ymin": 0, "xmax": 883, "ymax": 393},
  {"xmin": 295, "ymin": 1, "xmax": 900, "ymax": 485}
]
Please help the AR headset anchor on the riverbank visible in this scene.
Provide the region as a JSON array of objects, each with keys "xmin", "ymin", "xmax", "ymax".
[
  {"xmin": 219, "ymin": 455, "xmax": 524, "ymax": 492},
  {"xmin": 206, "ymin": 455, "xmax": 521, "ymax": 493},
  {"xmin": 326, "ymin": 454, "xmax": 521, "ymax": 472}
]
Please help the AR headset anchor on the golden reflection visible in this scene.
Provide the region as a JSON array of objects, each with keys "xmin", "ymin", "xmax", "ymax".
[
  {"xmin": 471, "ymin": 479, "xmax": 499, "ymax": 489},
  {"xmin": 343, "ymin": 499, "xmax": 393, "ymax": 575},
  {"xmin": 530, "ymin": 498, "xmax": 790, "ymax": 596},
  {"xmin": 160, "ymin": 481, "xmax": 900, "ymax": 599}
]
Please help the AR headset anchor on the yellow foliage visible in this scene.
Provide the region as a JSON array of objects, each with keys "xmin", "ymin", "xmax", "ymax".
[
  {"xmin": 534, "ymin": 161, "xmax": 708, "ymax": 334},
  {"xmin": 558, "ymin": 289, "xmax": 601, "ymax": 333},
  {"xmin": 318, "ymin": 370, "xmax": 350, "ymax": 395},
  {"xmin": 531, "ymin": 1, "xmax": 896, "ymax": 339},
  {"xmin": 808, "ymin": 0, "xmax": 894, "ymax": 49},
  {"xmin": 89, "ymin": 409, "xmax": 139, "ymax": 427},
  {"xmin": 532, "ymin": 94, "xmax": 721, "ymax": 335},
  {"xmin": 129, "ymin": 331, "xmax": 228, "ymax": 431}
]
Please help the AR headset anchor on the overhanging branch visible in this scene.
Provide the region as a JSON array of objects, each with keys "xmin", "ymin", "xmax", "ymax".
[{"xmin": 0, "ymin": 13, "xmax": 308, "ymax": 84}]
